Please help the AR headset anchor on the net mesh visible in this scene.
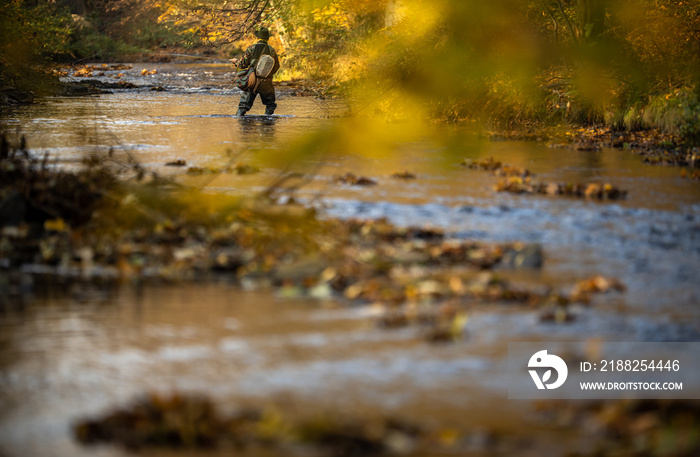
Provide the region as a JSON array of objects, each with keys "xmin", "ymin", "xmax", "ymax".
[{"xmin": 256, "ymin": 55, "xmax": 275, "ymax": 78}]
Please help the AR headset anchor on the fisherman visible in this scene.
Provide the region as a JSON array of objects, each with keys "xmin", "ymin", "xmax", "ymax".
[{"xmin": 230, "ymin": 27, "xmax": 280, "ymax": 116}]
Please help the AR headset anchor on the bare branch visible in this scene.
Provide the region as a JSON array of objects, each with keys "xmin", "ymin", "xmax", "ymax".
[{"xmin": 553, "ymin": 0, "xmax": 579, "ymax": 45}]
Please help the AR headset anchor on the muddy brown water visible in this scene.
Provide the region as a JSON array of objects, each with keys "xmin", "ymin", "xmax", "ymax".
[{"xmin": 1, "ymin": 63, "xmax": 700, "ymax": 456}]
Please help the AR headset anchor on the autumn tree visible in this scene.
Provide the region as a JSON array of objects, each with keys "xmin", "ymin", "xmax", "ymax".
[{"xmin": 162, "ymin": 0, "xmax": 272, "ymax": 46}]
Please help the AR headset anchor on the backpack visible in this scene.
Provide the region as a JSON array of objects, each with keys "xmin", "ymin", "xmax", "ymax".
[
  {"xmin": 233, "ymin": 44, "xmax": 276, "ymax": 91},
  {"xmin": 256, "ymin": 54, "xmax": 275, "ymax": 78}
]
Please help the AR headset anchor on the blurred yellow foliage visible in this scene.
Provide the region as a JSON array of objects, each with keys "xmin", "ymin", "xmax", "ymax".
[{"xmin": 44, "ymin": 218, "xmax": 69, "ymax": 232}]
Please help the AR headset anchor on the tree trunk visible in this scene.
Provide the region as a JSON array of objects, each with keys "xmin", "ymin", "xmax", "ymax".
[{"xmin": 577, "ymin": 0, "xmax": 605, "ymax": 42}]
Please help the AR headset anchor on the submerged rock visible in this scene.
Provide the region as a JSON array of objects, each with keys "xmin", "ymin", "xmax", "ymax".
[{"xmin": 501, "ymin": 244, "xmax": 543, "ymax": 269}]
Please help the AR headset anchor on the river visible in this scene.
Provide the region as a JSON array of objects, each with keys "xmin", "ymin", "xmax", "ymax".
[{"xmin": 1, "ymin": 62, "xmax": 699, "ymax": 457}]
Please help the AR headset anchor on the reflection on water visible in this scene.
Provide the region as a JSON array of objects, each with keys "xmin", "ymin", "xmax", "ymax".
[
  {"xmin": 1, "ymin": 63, "xmax": 700, "ymax": 457},
  {"xmin": 2, "ymin": 91, "xmax": 338, "ymax": 170},
  {"xmin": 237, "ymin": 114, "xmax": 281, "ymax": 141}
]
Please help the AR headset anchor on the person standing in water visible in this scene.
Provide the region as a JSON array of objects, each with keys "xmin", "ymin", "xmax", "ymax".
[{"xmin": 231, "ymin": 27, "xmax": 280, "ymax": 116}]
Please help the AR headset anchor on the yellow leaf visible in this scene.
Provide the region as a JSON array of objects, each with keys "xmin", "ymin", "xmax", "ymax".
[
  {"xmin": 450, "ymin": 311, "xmax": 469, "ymax": 338},
  {"xmin": 44, "ymin": 218, "xmax": 68, "ymax": 232}
]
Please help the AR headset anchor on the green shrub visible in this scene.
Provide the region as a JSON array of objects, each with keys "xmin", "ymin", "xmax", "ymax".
[
  {"xmin": 679, "ymin": 90, "xmax": 700, "ymax": 145},
  {"xmin": 67, "ymin": 18, "xmax": 143, "ymax": 60}
]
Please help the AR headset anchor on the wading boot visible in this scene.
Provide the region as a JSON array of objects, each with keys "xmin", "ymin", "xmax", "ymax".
[
  {"xmin": 236, "ymin": 109, "xmax": 246, "ymax": 117},
  {"xmin": 264, "ymin": 109, "xmax": 275, "ymax": 116}
]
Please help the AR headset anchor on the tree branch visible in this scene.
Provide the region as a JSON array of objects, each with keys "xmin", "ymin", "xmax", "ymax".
[{"xmin": 553, "ymin": 0, "xmax": 579, "ymax": 45}]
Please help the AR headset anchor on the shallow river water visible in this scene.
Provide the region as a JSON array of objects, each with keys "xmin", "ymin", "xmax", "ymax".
[{"xmin": 1, "ymin": 63, "xmax": 699, "ymax": 457}]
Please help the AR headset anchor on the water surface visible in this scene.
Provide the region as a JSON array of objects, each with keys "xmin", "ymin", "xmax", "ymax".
[{"xmin": 1, "ymin": 62, "xmax": 699, "ymax": 457}]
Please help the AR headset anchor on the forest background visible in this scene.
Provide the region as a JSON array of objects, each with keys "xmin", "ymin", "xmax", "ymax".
[{"xmin": 1, "ymin": 0, "xmax": 699, "ymax": 144}]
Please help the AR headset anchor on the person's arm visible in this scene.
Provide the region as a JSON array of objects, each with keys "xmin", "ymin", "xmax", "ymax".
[{"xmin": 239, "ymin": 46, "xmax": 254, "ymax": 69}]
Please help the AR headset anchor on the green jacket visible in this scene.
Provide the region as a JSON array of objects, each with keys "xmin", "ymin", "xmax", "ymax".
[{"xmin": 240, "ymin": 40, "xmax": 280, "ymax": 78}]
